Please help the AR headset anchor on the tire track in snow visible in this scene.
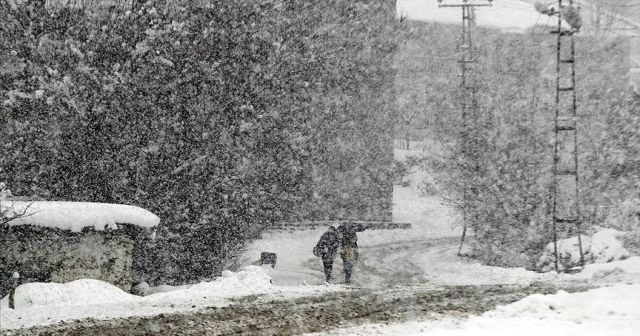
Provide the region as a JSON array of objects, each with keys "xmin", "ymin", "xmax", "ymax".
[
  {"xmin": 5, "ymin": 282, "xmax": 594, "ymax": 336},
  {"xmin": 353, "ymin": 237, "xmax": 459, "ymax": 287}
]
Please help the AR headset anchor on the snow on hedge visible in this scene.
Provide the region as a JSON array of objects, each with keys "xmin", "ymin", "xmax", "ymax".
[
  {"xmin": 1, "ymin": 201, "xmax": 160, "ymax": 232},
  {"xmin": 538, "ymin": 227, "xmax": 630, "ymax": 272},
  {"xmin": 0, "ymin": 266, "xmax": 339, "ymax": 330}
]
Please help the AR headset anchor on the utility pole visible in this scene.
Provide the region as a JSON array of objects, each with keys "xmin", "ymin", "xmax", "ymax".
[
  {"xmin": 437, "ymin": 1, "xmax": 493, "ymax": 256},
  {"xmin": 537, "ymin": 0, "xmax": 585, "ymax": 272}
]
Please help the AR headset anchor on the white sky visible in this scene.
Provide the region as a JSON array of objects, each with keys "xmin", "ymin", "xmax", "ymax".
[{"xmin": 396, "ymin": 0, "xmax": 556, "ymax": 33}]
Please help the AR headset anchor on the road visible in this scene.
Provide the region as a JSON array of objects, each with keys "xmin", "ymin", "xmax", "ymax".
[
  {"xmin": 4, "ymin": 237, "xmax": 603, "ymax": 335},
  {"xmin": 4, "ymin": 280, "xmax": 592, "ymax": 336}
]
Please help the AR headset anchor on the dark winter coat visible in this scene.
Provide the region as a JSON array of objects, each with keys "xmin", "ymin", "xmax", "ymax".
[
  {"xmin": 337, "ymin": 223, "xmax": 366, "ymax": 262},
  {"xmin": 337, "ymin": 223, "xmax": 365, "ymax": 249},
  {"xmin": 314, "ymin": 228, "xmax": 340, "ymax": 261}
]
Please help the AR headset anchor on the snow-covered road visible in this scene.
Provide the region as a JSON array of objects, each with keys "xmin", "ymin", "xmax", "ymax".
[
  {"xmin": 2, "ymin": 281, "xmax": 595, "ymax": 336},
  {"xmin": 308, "ymin": 283, "xmax": 640, "ymax": 336}
]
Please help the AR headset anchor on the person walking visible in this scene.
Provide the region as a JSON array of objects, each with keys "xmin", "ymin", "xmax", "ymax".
[
  {"xmin": 313, "ymin": 225, "xmax": 341, "ymax": 283},
  {"xmin": 337, "ymin": 222, "xmax": 366, "ymax": 284}
]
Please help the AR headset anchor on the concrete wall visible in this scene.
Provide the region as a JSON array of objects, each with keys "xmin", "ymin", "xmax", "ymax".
[{"xmin": 0, "ymin": 226, "xmax": 135, "ymax": 298}]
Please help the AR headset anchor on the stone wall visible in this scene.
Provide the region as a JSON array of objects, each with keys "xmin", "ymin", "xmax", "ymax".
[{"xmin": 0, "ymin": 226, "xmax": 136, "ymax": 298}]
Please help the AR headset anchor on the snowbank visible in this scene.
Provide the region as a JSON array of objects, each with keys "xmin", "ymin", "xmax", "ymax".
[
  {"xmin": 538, "ymin": 228, "xmax": 631, "ymax": 272},
  {"xmin": 12, "ymin": 279, "xmax": 138, "ymax": 309},
  {"xmin": 148, "ymin": 266, "xmax": 275, "ymax": 301},
  {"xmin": 310, "ymin": 284, "xmax": 640, "ymax": 335},
  {"xmin": 132, "ymin": 282, "xmax": 191, "ymax": 297},
  {"xmin": 1, "ymin": 201, "xmax": 160, "ymax": 232},
  {"xmin": 572, "ymin": 256, "xmax": 640, "ymax": 280},
  {"xmin": 0, "ymin": 266, "xmax": 339, "ymax": 330}
]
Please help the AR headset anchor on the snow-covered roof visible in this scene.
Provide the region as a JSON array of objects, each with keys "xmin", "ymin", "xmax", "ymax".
[{"xmin": 1, "ymin": 201, "xmax": 160, "ymax": 233}]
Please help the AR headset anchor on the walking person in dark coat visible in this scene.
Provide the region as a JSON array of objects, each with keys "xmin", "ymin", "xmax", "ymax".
[
  {"xmin": 314, "ymin": 225, "xmax": 341, "ymax": 282},
  {"xmin": 337, "ymin": 222, "xmax": 366, "ymax": 284}
]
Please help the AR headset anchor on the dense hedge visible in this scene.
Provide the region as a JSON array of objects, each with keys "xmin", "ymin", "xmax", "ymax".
[{"xmin": 0, "ymin": 0, "xmax": 397, "ymax": 284}]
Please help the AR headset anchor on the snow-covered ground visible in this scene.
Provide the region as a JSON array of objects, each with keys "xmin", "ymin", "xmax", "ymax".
[
  {"xmin": 0, "ymin": 266, "xmax": 343, "ymax": 330},
  {"xmin": 249, "ymin": 145, "xmax": 640, "ymax": 289},
  {"xmin": 538, "ymin": 227, "xmax": 632, "ymax": 272},
  {"xmin": 392, "ymin": 147, "xmax": 458, "ymax": 238},
  {"xmin": 307, "ymin": 283, "xmax": 640, "ymax": 335},
  {"xmin": 246, "ymin": 146, "xmax": 461, "ymax": 287},
  {"xmin": 248, "ymin": 146, "xmax": 548, "ymax": 287},
  {"xmin": 298, "ymin": 143, "xmax": 640, "ymax": 335}
]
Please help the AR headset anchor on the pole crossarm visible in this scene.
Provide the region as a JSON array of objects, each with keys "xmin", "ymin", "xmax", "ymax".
[
  {"xmin": 437, "ymin": 0, "xmax": 493, "ymax": 7},
  {"xmin": 438, "ymin": 4, "xmax": 493, "ymax": 7}
]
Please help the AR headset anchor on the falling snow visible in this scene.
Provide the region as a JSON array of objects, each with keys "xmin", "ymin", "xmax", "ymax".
[{"xmin": 1, "ymin": 1, "xmax": 639, "ymax": 335}]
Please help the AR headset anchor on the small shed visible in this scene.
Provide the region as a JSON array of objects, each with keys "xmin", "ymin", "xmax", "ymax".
[{"xmin": 0, "ymin": 201, "xmax": 159, "ymax": 298}]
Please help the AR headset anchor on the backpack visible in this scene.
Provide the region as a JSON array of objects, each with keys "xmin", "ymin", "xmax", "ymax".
[{"xmin": 313, "ymin": 244, "xmax": 322, "ymax": 257}]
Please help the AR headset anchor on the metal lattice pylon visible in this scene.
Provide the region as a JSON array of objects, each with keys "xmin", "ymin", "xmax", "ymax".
[
  {"xmin": 437, "ymin": 0, "xmax": 493, "ymax": 256},
  {"xmin": 550, "ymin": 0, "xmax": 585, "ymax": 272}
]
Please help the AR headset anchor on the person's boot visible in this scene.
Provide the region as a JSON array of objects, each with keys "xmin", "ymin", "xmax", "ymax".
[{"xmin": 324, "ymin": 265, "xmax": 333, "ymax": 283}]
